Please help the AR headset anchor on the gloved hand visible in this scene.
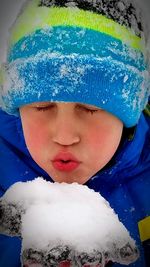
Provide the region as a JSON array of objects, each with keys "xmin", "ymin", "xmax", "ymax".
[{"xmin": 0, "ymin": 178, "xmax": 139, "ymax": 267}]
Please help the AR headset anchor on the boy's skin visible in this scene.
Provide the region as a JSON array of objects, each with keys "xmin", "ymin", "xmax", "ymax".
[{"xmin": 20, "ymin": 101, "xmax": 123, "ymax": 184}]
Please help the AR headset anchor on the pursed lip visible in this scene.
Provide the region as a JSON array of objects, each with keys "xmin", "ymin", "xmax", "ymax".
[
  {"xmin": 53, "ymin": 152, "xmax": 80, "ymax": 162},
  {"xmin": 52, "ymin": 152, "xmax": 81, "ymax": 172}
]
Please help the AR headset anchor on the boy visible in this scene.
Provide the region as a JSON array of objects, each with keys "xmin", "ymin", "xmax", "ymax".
[{"xmin": 0, "ymin": 0, "xmax": 150, "ymax": 266}]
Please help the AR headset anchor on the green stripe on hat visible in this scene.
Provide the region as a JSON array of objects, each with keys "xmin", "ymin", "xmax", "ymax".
[
  {"xmin": 38, "ymin": 0, "xmax": 143, "ymax": 37},
  {"xmin": 10, "ymin": 0, "xmax": 143, "ymax": 51}
]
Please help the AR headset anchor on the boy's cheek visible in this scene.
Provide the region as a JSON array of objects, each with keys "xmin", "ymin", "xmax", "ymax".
[
  {"xmin": 85, "ymin": 130, "xmax": 107, "ymax": 149},
  {"xmin": 23, "ymin": 125, "xmax": 48, "ymax": 153}
]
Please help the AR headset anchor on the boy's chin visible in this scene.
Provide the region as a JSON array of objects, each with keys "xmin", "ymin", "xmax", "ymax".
[{"xmin": 49, "ymin": 172, "xmax": 91, "ymax": 185}]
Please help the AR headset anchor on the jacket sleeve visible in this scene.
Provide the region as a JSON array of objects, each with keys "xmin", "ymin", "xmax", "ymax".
[{"xmin": 0, "ymin": 231, "xmax": 21, "ymax": 267}]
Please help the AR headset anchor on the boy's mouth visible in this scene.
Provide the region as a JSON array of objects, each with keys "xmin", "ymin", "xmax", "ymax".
[{"xmin": 52, "ymin": 152, "xmax": 81, "ymax": 172}]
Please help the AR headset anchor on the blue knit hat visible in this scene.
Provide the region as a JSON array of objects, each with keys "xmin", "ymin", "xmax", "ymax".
[{"xmin": 0, "ymin": 0, "xmax": 150, "ymax": 127}]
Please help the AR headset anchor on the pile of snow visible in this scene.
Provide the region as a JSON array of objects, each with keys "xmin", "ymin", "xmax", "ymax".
[{"xmin": 0, "ymin": 178, "xmax": 139, "ymax": 266}]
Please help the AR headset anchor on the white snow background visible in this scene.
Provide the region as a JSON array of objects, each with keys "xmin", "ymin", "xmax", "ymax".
[{"xmin": 0, "ymin": 0, "xmax": 150, "ymax": 63}]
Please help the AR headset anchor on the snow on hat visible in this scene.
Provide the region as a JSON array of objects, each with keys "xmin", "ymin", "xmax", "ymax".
[{"xmin": 0, "ymin": 0, "xmax": 150, "ymax": 127}]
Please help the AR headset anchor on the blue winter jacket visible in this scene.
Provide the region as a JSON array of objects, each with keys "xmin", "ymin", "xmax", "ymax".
[{"xmin": 0, "ymin": 108, "xmax": 150, "ymax": 267}]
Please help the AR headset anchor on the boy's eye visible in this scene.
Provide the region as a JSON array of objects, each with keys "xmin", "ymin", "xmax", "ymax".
[
  {"xmin": 32, "ymin": 103, "xmax": 100, "ymax": 114},
  {"xmin": 34, "ymin": 104, "xmax": 54, "ymax": 112},
  {"xmin": 77, "ymin": 105, "xmax": 99, "ymax": 114}
]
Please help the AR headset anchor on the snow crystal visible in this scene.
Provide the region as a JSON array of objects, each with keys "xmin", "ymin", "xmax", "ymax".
[
  {"xmin": 65, "ymin": 1, "xmax": 78, "ymax": 8},
  {"xmin": 2, "ymin": 61, "xmax": 25, "ymax": 96},
  {"xmin": 0, "ymin": 178, "xmax": 139, "ymax": 266},
  {"xmin": 123, "ymin": 75, "xmax": 128, "ymax": 83},
  {"xmin": 117, "ymin": 1, "xmax": 126, "ymax": 11},
  {"xmin": 60, "ymin": 64, "xmax": 71, "ymax": 77}
]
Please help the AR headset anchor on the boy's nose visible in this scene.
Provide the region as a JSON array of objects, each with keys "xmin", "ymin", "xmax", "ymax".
[{"xmin": 52, "ymin": 115, "xmax": 80, "ymax": 146}]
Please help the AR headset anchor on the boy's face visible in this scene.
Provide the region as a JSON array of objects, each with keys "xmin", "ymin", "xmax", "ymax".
[{"xmin": 20, "ymin": 102, "xmax": 123, "ymax": 184}]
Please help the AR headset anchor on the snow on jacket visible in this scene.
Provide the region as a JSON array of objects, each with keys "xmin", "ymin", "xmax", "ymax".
[{"xmin": 0, "ymin": 108, "xmax": 150, "ymax": 267}]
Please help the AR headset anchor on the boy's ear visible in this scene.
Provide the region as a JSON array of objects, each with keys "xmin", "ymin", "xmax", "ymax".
[{"xmin": 0, "ymin": 198, "xmax": 22, "ymax": 237}]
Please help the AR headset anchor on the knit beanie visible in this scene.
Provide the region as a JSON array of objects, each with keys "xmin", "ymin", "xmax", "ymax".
[{"xmin": 0, "ymin": 0, "xmax": 150, "ymax": 127}]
